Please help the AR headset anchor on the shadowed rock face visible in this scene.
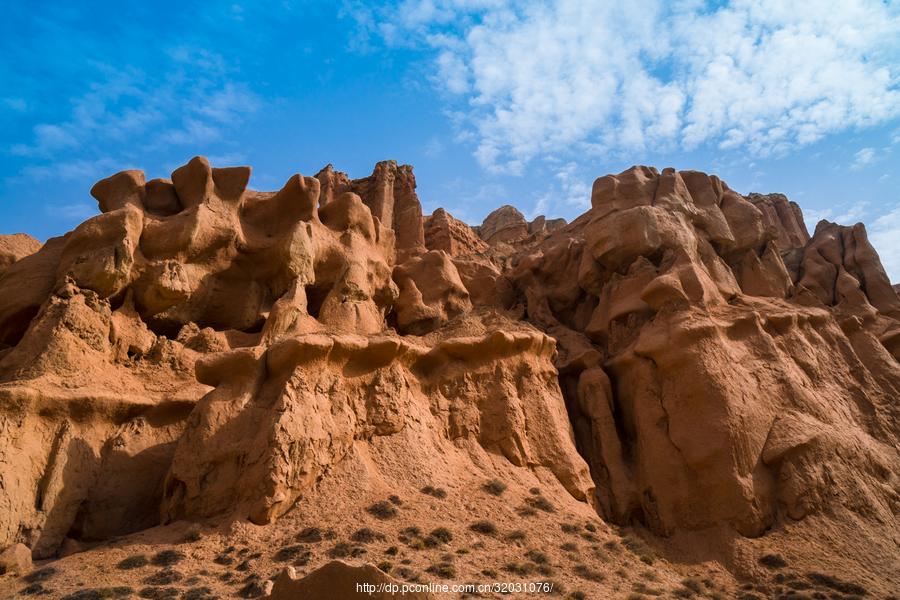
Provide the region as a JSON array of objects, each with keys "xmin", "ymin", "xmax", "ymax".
[{"xmin": 0, "ymin": 159, "xmax": 897, "ymax": 592}]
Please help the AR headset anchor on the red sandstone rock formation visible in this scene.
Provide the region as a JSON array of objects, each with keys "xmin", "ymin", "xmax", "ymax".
[{"xmin": 0, "ymin": 159, "xmax": 897, "ymax": 598}]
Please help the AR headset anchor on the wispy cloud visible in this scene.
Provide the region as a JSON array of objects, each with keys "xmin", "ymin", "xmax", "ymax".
[
  {"xmin": 851, "ymin": 147, "xmax": 876, "ymax": 170},
  {"xmin": 869, "ymin": 205, "xmax": 900, "ymax": 282},
  {"xmin": 368, "ymin": 0, "xmax": 900, "ymax": 173},
  {"xmin": 7, "ymin": 48, "xmax": 260, "ymax": 171}
]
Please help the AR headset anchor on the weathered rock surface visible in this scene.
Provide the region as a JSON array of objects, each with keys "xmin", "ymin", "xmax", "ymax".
[
  {"xmin": 0, "ymin": 234, "xmax": 41, "ymax": 277},
  {"xmin": 0, "ymin": 159, "xmax": 897, "ymax": 598}
]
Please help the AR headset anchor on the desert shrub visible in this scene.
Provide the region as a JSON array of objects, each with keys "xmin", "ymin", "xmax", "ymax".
[
  {"xmin": 524, "ymin": 495, "xmax": 555, "ymax": 513},
  {"xmin": 483, "ymin": 479, "xmax": 507, "ymax": 496},
  {"xmin": 351, "ymin": 528, "xmax": 386, "ymax": 543},
  {"xmin": 181, "ymin": 529, "xmax": 202, "ymax": 543},
  {"xmin": 584, "ymin": 523, "xmax": 597, "ymax": 532},
  {"xmin": 137, "ymin": 588, "xmax": 179, "ymax": 600},
  {"xmin": 430, "ymin": 527, "xmax": 453, "ymax": 543},
  {"xmin": 517, "ymin": 506, "xmax": 538, "ymax": 517},
  {"xmin": 328, "ymin": 541, "xmax": 366, "ymax": 558},
  {"xmin": 212, "ymin": 553, "xmax": 233, "ymax": 565},
  {"xmin": 236, "ymin": 580, "xmax": 266, "ymax": 598},
  {"xmin": 506, "ymin": 530, "xmax": 527, "ymax": 542},
  {"xmin": 426, "ymin": 562, "xmax": 457, "ymax": 579},
  {"xmin": 59, "ymin": 589, "xmax": 134, "ymax": 600},
  {"xmin": 150, "ymin": 550, "xmax": 185, "ymax": 567},
  {"xmin": 759, "ymin": 553, "xmax": 788, "ymax": 569},
  {"xmin": 385, "ymin": 545, "xmax": 399, "ymax": 555},
  {"xmin": 806, "ymin": 572, "xmax": 867, "ymax": 595},
  {"xmin": 236, "ymin": 559, "xmax": 253, "ymax": 571},
  {"xmin": 560, "ymin": 542, "xmax": 578, "ymax": 552},
  {"xmin": 469, "ymin": 520, "xmax": 497, "ymax": 535},
  {"xmin": 24, "ymin": 567, "xmax": 58, "ymax": 583},
  {"xmin": 573, "ymin": 564, "xmax": 605, "ymax": 582},
  {"xmin": 367, "ymin": 500, "xmax": 398, "ymax": 519},
  {"xmin": 273, "ymin": 544, "xmax": 309, "ymax": 562},
  {"xmin": 503, "ymin": 562, "xmax": 534, "ymax": 575},
  {"xmin": 566, "ymin": 593, "xmax": 586, "ymax": 600},
  {"xmin": 389, "ymin": 494, "xmax": 403, "ymax": 506},
  {"xmin": 420, "ymin": 485, "xmax": 448, "ymax": 499},
  {"xmin": 481, "ymin": 568, "xmax": 498, "ymax": 578},
  {"xmin": 682, "ymin": 578, "xmax": 703, "ymax": 593},
  {"xmin": 377, "ymin": 561, "xmax": 393, "ymax": 573},
  {"xmin": 182, "ymin": 588, "xmax": 216, "ymax": 600},
  {"xmin": 525, "ymin": 549, "xmax": 549, "ymax": 564},
  {"xmin": 632, "ymin": 582, "xmax": 665, "ymax": 596},
  {"xmin": 561, "ymin": 523, "xmax": 580, "ymax": 534},
  {"xmin": 20, "ymin": 583, "xmax": 48, "ymax": 596},
  {"xmin": 395, "ymin": 566, "xmax": 419, "ymax": 581},
  {"xmin": 117, "ymin": 555, "xmax": 149, "ymax": 570},
  {"xmin": 621, "ymin": 535, "xmax": 654, "ymax": 564},
  {"xmin": 296, "ymin": 527, "xmax": 325, "ymax": 543},
  {"xmin": 142, "ymin": 568, "xmax": 182, "ymax": 585}
]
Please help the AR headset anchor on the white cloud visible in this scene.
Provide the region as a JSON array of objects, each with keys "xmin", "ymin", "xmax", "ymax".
[
  {"xmin": 374, "ymin": 0, "xmax": 900, "ymax": 172},
  {"xmin": 8, "ymin": 48, "xmax": 260, "ymax": 161},
  {"xmin": 869, "ymin": 206, "xmax": 900, "ymax": 283},
  {"xmin": 528, "ymin": 162, "xmax": 592, "ymax": 218},
  {"xmin": 851, "ymin": 147, "xmax": 876, "ymax": 170}
]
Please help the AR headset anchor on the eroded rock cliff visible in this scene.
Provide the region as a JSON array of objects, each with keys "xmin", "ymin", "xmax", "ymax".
[{"xmin": 0, "ymin": 159, "xmax": 897, "ymax": 599}]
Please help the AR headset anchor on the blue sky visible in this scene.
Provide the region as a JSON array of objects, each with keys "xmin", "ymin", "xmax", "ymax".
[{"xmin": 2, "ymin": 0, "xmax": 900, "ymax": 279}]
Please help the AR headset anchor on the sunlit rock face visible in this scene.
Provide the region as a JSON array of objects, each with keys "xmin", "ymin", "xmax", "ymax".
[{"xmin": 0, "ymin": 159, "xmax": 897, "ymax": 597}]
